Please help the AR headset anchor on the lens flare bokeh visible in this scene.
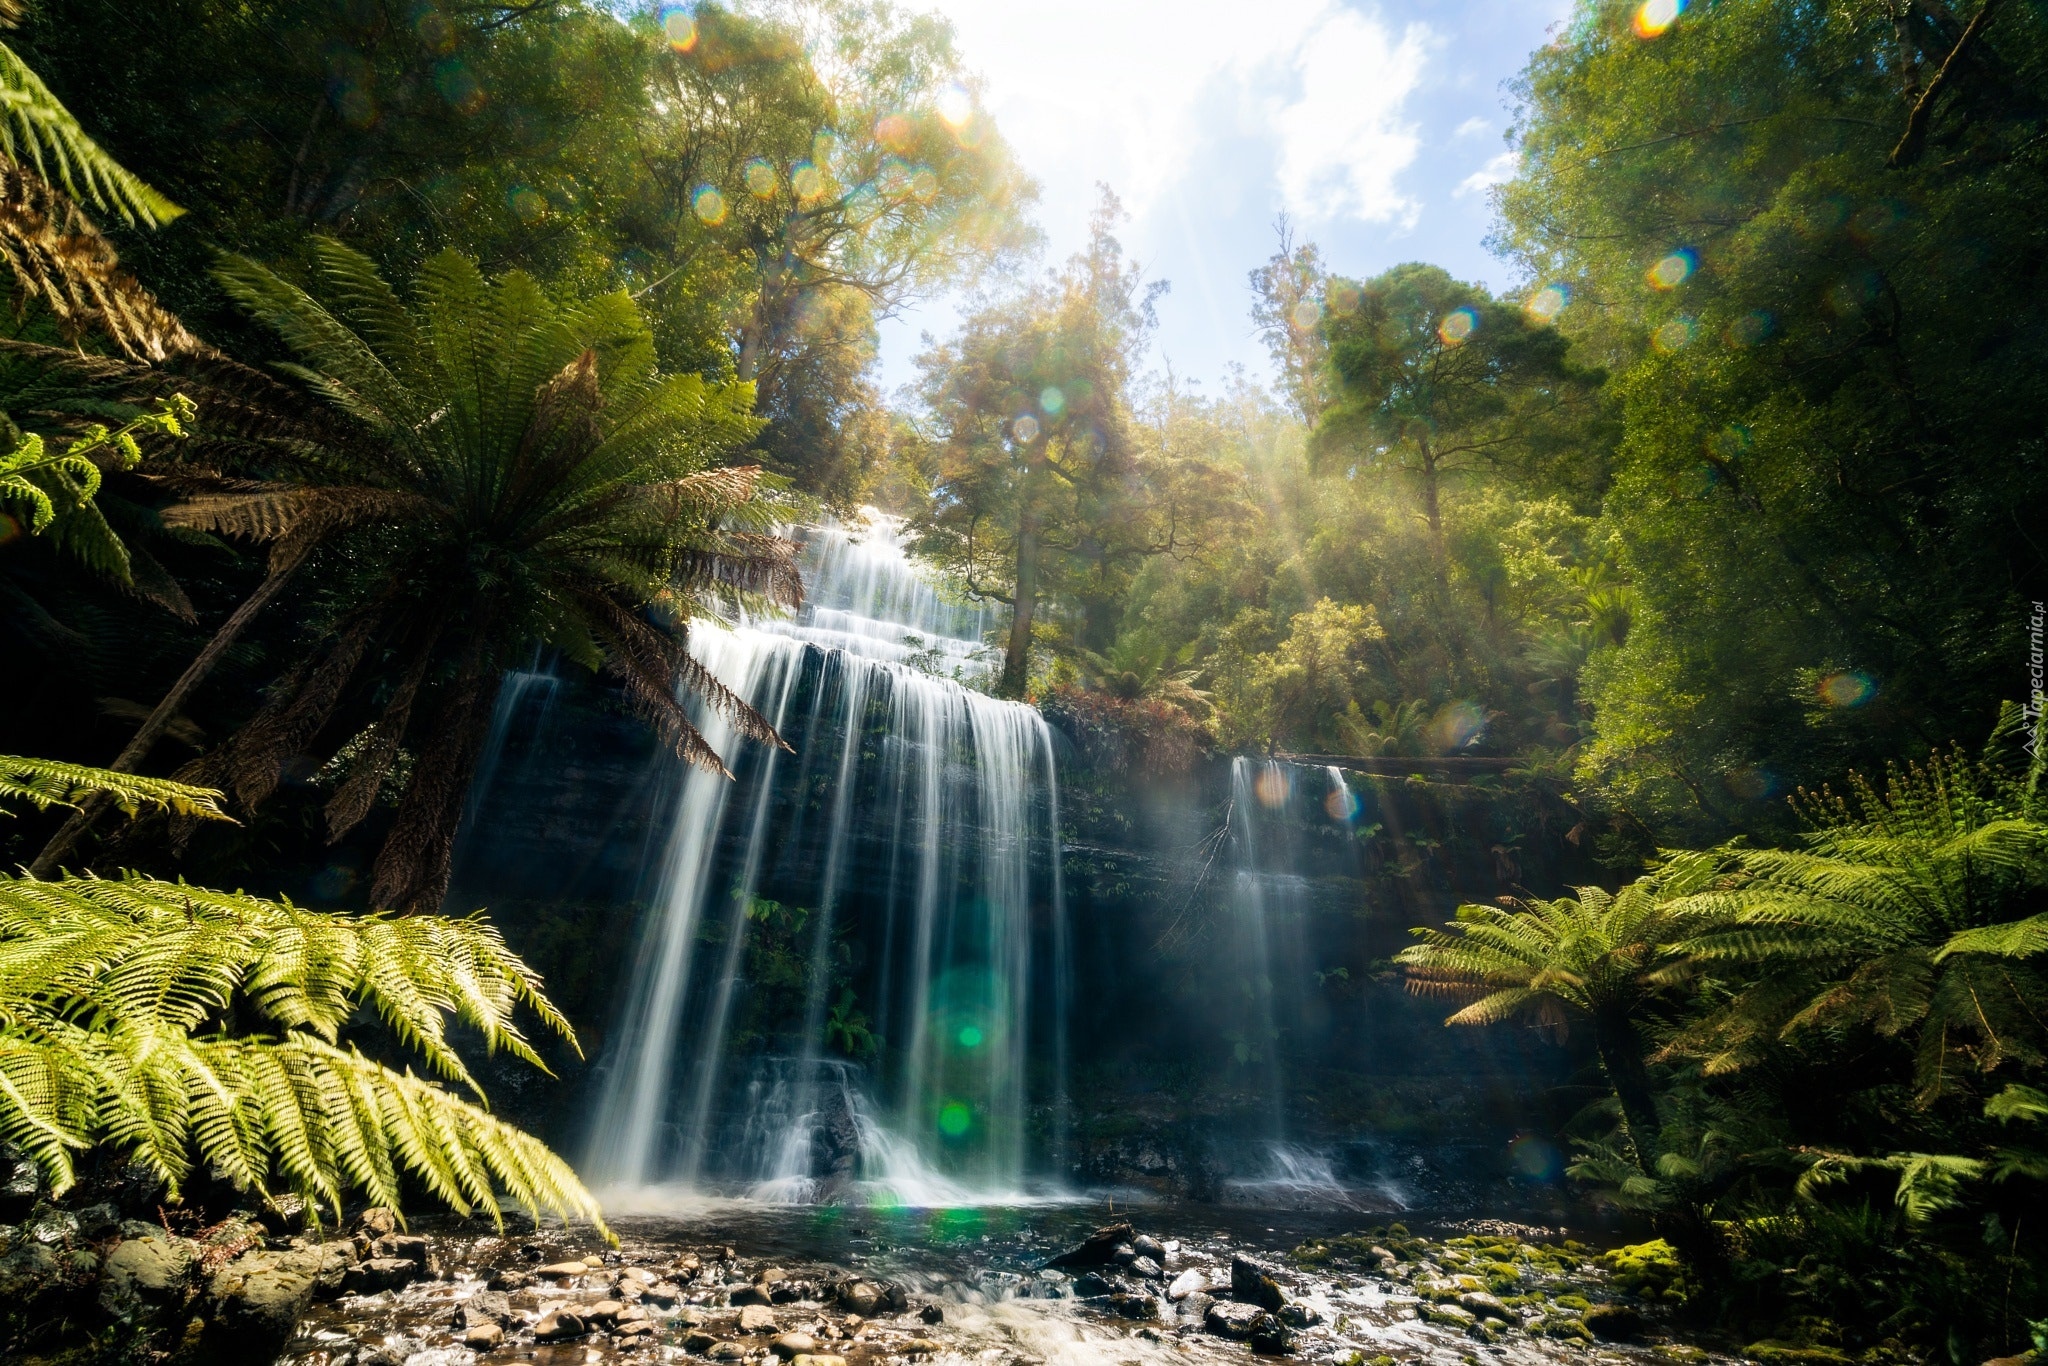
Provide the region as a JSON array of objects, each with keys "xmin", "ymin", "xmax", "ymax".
[
  {"xmin": 1816, "ymin": 670, "xmax": 1876, "ymax": 708},
  {"xmin": 1633, "ymin": 0, "xmax": 1686, "ymax": 38},
  {"xmin": 661, "ymin": 6, "xmax": 697, "ymax": 51},
  {"xmin": 1011, "ymin": 414, "xmax": 1039, "ymax": 444},
  {"xmin": 692, "ymin": 185, "xmax": 727, "ymax": 224},
  {"xmin": 1524, "ymin": 283, "xmax": 1570, "ymax": 323},
  {"xmin": 1438, "ymin": 307, "xmax": 1478, "ymax": 345},
  {"xmin": 1647, "ymin": 248, "xmax": 1696, "ymax": 290}
]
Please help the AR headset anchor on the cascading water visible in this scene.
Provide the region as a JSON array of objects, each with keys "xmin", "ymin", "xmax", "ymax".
[{"xmin": 585, "ymin": 515, "xmax": 1069, "ymax": 1206}]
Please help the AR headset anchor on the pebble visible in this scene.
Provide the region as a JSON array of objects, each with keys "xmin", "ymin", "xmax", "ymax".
[
  {"xmin": 740, "ymin": 1304, "xmax": 779, "ymax": 1333},
  {"xmin": 536, "ymin": 1261, "xmax": 591, "ymax": 1279},
  {"xmin": 771, "ymin": 1332, "xmax": 818, "ymax": 1357},
  {"xmin": 460, "ymin": 1323, "xmax": 504, "ymax": 1349}
]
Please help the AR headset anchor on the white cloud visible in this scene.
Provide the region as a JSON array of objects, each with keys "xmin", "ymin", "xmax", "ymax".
[
  {"xmin": 1454, "ymin": 115, "xmax": 1492, "ymax": 139},
  {"xmin": 1454, "ymin": 150, "xmax": 1517, "ymax": 198},
  {"xmin": 1269, "ymin": 11, "xmax": 1430, "ymax": 226}
]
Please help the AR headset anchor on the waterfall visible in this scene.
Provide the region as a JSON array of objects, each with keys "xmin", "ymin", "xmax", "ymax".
[
  {"xmin": 1227, "ymin": 757, "xmax": 1318, "ymax": 1142},
  {"xmin": 585, "ymin": 514, "xmax": 1068, "ymax": 1204}
]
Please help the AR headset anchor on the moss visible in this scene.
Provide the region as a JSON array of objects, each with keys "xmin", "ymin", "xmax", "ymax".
[{"xmin": 1743, "ymin": 1343, "xmax": 1856, "ymax": 1366}]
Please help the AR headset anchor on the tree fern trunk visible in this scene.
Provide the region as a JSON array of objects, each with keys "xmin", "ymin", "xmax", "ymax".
[{"xmin": 30, "ymin": 544, "xmax": 311, "ymax": 876}]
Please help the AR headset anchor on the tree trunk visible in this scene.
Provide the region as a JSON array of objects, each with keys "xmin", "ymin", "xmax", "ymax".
[
  {"xmin": 1418, "ymin": 441, "xmax": 1448, "ymax": 589},
  {"xmin": 30, "ymin": 545, "xmax": 311, "ymax": 876},
  {"xmin": 367, "ymin": 653, "xmax": 504, "ymax": 913},
  {"xmin": 1592, "ymin": 1013, "xmax": 1662, "ymax": 1171},
  {"xmin": 1001, "ymin": 508, "xmax": 1040, "ymax": 699}
]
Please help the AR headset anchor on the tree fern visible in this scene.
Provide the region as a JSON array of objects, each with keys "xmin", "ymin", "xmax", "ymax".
[
  {"xmin": 1673, "ymin": 714, "xmax": 2048, "ymax": 1101},
  {"xmin": 0, "ymin": 753, "xmax": 225, "ymax": 821},
  {"xmin": 0, "ymin": 870, "xmax": 604, "ymax": 1233}
]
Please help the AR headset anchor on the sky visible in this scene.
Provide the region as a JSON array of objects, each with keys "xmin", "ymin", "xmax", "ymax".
[{"xmin": 870, "ymin": 0, "xmax": 1576, "ymax": 400}]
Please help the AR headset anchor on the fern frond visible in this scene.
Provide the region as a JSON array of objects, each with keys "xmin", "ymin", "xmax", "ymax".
[
  {"xmin": 0, "ymin": 42, "xmax": 180, "ymax": 225},
  {"xmin": 0, "ymin": 754, "xmax": 228, "ymax": 821}
]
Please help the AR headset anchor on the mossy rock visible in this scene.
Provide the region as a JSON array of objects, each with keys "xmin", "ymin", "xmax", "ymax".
[{"xmin": 1743, "ymin": 1342, "xmax": 1856, "ymax": 1366}]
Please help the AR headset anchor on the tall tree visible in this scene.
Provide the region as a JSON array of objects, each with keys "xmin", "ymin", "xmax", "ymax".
[
  {"xmin": 1494, "ymin": 0, "xmax": 2048, "ymax": 831},
  {"xmin": 910, "ymin": 192, "xmax": 1165, "ymax": 695},
  {"xmin": 1247, "ymin": 216, "xmax": 1328, "ymax": 424}
]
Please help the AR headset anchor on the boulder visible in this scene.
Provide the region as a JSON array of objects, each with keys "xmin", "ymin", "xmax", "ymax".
[
  {"xmin": 1204, "ymin": 1300, "xmax": 1268, "ymax": 1339},
  {"xmin": 462, "ymin": 1322, "xmax": 505, "ymax": 1349},
  {"xmin": 1165, "ymin": 1269, "xmax": 1208, "ymax": 1299},
  {"xmin": 1179, "ymin": 1291, "xmax": 1215, "ymax": 1324},
  {"xmin": 453, "ymin": 1291, "xmax": 513, "ymax": 1329},
  {"xmin": 1419, "ymin": 1301, "xmax": 1477, "ymax": 1329},
  {"xmin": 771, "ymin": 1331, "xmax": 818, "ymax": 1357},
  {"xmin": 731, "ymin": 1283, "xmax": 775, "ymax": 1306},
  {"xmin": 1071, "ymin": 1271, "xmax": 1121, "ymax": 1298},
  {"xmin": 534, "ymin": 1308, "xmax": 587, "ymax": 1341},
  {"xmin": 1278, "ymin": 1302, "xmax": 1321, "ymax": 1328},
  {"xmin": 1106, "ymin": 1292, "xmax": 1158, "ymax": 1319},
  {"xmin": 340, "ymin": 1256, "xmax": 420, "ymax": 1295},
  {"xmin": 1248, "ymin": 1314, "xmax": 1294, "ymax": 1356},
  {"xmin": 203, "ymin": 1247, "xmax": 328, "ymax": 1359},
  {"xmin": 900, "ymin": 1340, "xmax": 942, "ymax": 1356},
  {"xmin": 1584, "ymin": 1303, "xmax": 1647, "ymax": 1341},
  {"xmin": 97, "ymin": 1233, "xmax": 198, "ymax": 1321},
  {"xmin": 1457, "ymin": 1290, "xmax": 1509, "ymax": 1321},
  {"xmin": 617, "ymin": 1319, "xmax": 658, "ymax": 1339},
  {"xmin": 1230, "ymin": 1254, "xmax": 1287, "ymax": 1311},
  {"xmin": 485, "ymin": 1266, "xmax": 533, "ymax": 1291},
  {"xmin": 1132, "ymin": 1234, "xmax": 1165, "ymax": 1262},
  {"xmin": 537, "ymin": 1260, "xmax": 594, "ymax": 1278},
  {"xmin": 739, "ymin": 1303, "xmax": 779, "ymax": 1332},
  {"xmin": 353, "ymin": 1207, "xmax": 399, "ymax": 1239},
  {"xmin": 1044, "ymin": 1221, "xmax": 1136, "ymax": 1270},
  {"xmin": 371, "ymin": 1233, "xmax": 430, "ymax": 1268},
  {"xmin": 585, "ymin": 1298, "xmax": 624, "ymax": 1325},
  {"xmin": 836, "ymin": 1279, "xmax": 883, "ymax": 1315},
  {"xmin": 1128, "ymin": 1256, "xmax": 1162, "ymax": 1280},
  {"xmin": 771, "ymin": 1278, "xmax": 818, "ymax": 1304},
  {"xmin": 684, "ymin": 1331, "xmax": 719, "ymax": 1352},
  {"xmin": 919, "ymin": 1302, "xmax": 946, "ymax": 1324},
  {"xmin": 708, "ymin": 1341, "xmax": 751, "ymax": 1360}
]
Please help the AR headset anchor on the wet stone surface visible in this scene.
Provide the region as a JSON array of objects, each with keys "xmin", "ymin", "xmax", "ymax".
[{"xmin": 282, "ymin": 1207, "xmax": 1737, "ymax": 1366}]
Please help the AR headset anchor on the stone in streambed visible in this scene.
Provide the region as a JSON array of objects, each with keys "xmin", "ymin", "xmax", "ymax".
[
  {"xmin": 1457, "ymin": 1290, "xmax": 1509, "ymax": 1321},
  {"xmin": 771, "ymin": 1332, "xmax": 818, "ymax": 1357},
  {"xmin": 647, "ymin": 1280, "xmax": 685, "ymax": 1306},
  {"xmin": 1230, "ymin": 1253, "xmax": 1287, "ymax": 1311},
  {"xmin": 534, "ymin": 1308, "xmax": 588, "ymax": 1340},
  {"xmin": 837, "ymin": 1279, "xmax": 883, "ymax": 1314},
  {"xmin": 1166, "ymin": 1269, "xmax": 1208, "ymax": 1300},
  {"xmin": 1277, "ymin": 1302, "xmax": 1321, "ymax": 1328},
  {"xmin": 1248, "ymin": 1313, "xmax": 1294, "ymax": 1356},
  {"xmin": 586, "ymin": 1298, "xmax": 624, "ymax": 1324},
  {"xmin": 740, "ymin": 1303, "xmax": 779, "ymax": 1332},
  {"xmin": 919, "ymin": 1302, "xmax": 945, "ymax": 1324},
  {"xmin": 1106, "ymin": 1292, "xmax": 1157, "ymax": 1319},
  {"xmin": 462, "ymin": 1322, "xmax": 505, "ymax": 1350},
  {"xmin": 1205, "ymin": 1300, "xmax": 1268, "ymax": 1339},
  {"xmin": 1128, "ymin": 1256, "xmax": 1162, "ymax": 1280},
  {"xmin": 709, "ymin": 1341, "xmax": 752, "ymax": 1360},
  {"xmin": 537, "ymin": 1260, "xmax": 595, "ymax": 1279},
  {"xmin": 685, "ymin": 1331, "xmax": 720, "ymax": 1352},
  {"xmin": 453, "ymin": 1291, "xmax": 513, "ymax": 1329},
  {"xmin": 789, "ymin": 1356, "xmax": 846, "ymax": 1366},
  {"xmin": 1132, "ymin": 1235, "xmax": 1165, "ymax": 1263},
  {"xmin": 1583, "ymin": 1304, "xmax": 1647, "ymax": 1340},
  {"xmin": 1179, "ymin": 1291, "xmax": 1215, "ymax": 1324},
  {"xmin": 731, "ymin": 1283, "xmax": 775, "ymax": 1306},
  {"xmin": 1043, "ymin": 1222, "xmax": 1136, "ymax": 1270}
]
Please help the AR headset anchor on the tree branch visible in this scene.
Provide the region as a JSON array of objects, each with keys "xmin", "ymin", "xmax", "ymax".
[{"xmin": 1889, "ymin": 0, "xmax": 2006, "ymax": 168}]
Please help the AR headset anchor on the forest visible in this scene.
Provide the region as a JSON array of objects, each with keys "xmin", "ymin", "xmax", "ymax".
[{"xmin": 0, "ymin": 0, "xmax": 2044, "ymax": 1363}]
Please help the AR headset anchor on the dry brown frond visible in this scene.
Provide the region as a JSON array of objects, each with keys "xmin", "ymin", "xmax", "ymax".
[{"xmin": 0, "ymin": 164, "xmax": 207, "ymax": 361}]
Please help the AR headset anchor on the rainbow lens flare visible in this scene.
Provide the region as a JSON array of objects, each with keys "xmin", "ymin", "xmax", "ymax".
[
  {"xmin": 1289, "ymin": 299, "xmax": 1320, "ymax": 331},
  {"xmin": 1039, "ymin": 386, "xmax": 1065, "ymax": 415},
  {"xmin": 1647, "ymin": 248, "xmax": 1696, "ymax": 290},
  {"xmin": 692, "ymin": 185, "xmax": 727, "ymax": 224},
  {"xmin": 1817, "ymin": 670, "xmax": 1876, "ymax": 708},
  {"xmin": 791, "ymin": 161, "xmax": 824, "ymax": 200},
  {"xmin": 1633, "ymin": 0, "xmax": 1685, "ymax": 38},
  {"xmin": 1326, "ymin": 281, "xmax": 1362, "ymax": 316},
  {"xmin": 1524, "ymin": 284, "xmax": 1570, "ymax": 323},
  {"xmin": 1254, "ymin": 768, "xmax": 1291, "ymax": 808},
  {"xmin": 876, "ymin": 111, "xmax": 916, "ymax": 154},
  {"xmin": 1323, "ymin": 785, "xmax": 1360, "ymax": 822},
  {"xmin": 744, "ymin": 158, "xmax": 777, "ymax": 198},
  {"xmin": 661, "ymin": 6, "xmax": 697, "ymax": 51},
  {"xmin": 1438, "ymin": 307, "xmax": 1478, "ymax": 345},
  {"xmin": 1012, "ymin": 415, "xmax": 1040, "ymax": 444},
  {"xmin": 936, "ymin": 84, "xmax": 973, "ymax": 129},
  {"xmin": 1653, "ymin": 317, "xmax": 1694, "ymax": 352}
]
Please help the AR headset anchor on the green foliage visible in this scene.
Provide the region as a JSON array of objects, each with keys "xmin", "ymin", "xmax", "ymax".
[
  {"xmin": 0, "ymin": 753, "xmax": 226, "ymax": 823},
  {"xmin": 0, "ymin": 395, "xmax": 193, "ymax": 581},
  {"xmin": 0, "ymin": 869, "xmax": 602, "ymax": 1232},
  {"xmin": 0, "ymin": 19, "xmax": 178, "ymax": 226}
]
